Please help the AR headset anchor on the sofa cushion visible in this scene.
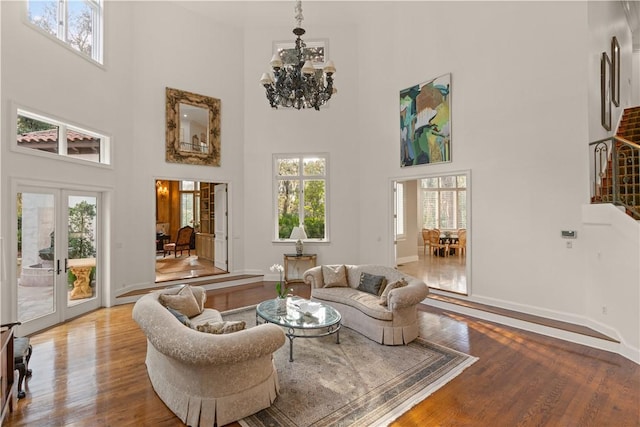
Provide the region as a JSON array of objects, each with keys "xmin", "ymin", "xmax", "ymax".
[
  {"xmin": 196, "ymin": 321, "xmax": 246, "ymax": 334},
  {"xmin": 312, "ymin": 287, "xmax": 393, "ymax": 321},
  {"xmin": 190, "ymin": 309, "xmax": 224, "ymax": 327},
  {"xmin": 159, "ymin": 285, "xmax": 201, "ymax": 318},
  {"xmin": 379, "ymin": 278, "xmax": 408, "ymax": 306},
  {"xmin": 167, "ymin": 306, "xmax": 192, "ymax": 326},
  {"xmin": 322, "ymin": 265, "xmax": 348, "ymax": 288},
  {"xmin": 357, "ymin": 272, "xmax": 387, "ymax": 296}
]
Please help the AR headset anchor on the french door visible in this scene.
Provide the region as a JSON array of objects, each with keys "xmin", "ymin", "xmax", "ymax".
[{"xmin": 16, "ymin": 186, "xmax": 102, "ymax": 335}]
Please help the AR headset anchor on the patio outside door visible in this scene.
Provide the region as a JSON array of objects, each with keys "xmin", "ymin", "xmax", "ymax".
[{"xmin": 16, "ymin": 187, "xmax": 101, "ymax": 335}]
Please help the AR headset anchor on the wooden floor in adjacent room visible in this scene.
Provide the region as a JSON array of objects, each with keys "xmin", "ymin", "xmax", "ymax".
[{"xmin": 5, "ymin": 281, "xmax": 639, "ymax": 427}]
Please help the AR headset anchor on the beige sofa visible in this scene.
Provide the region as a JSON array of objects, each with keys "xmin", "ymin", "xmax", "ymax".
[
  {"xmin": 132, "ymin": 285, "xmax": 286, "ymax": 427},
  {"xmin": 304, "ymin": 264, "xmax": 429, "ymax": 345}
]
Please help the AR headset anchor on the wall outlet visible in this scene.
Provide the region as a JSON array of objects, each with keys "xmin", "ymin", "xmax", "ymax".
[
  {"xmin": 566, "ymin": 241, "xmax": 572, "ymax": 249},
  {"xmin": 602, "ymin": 306, "xmax": 607, "ymax": 315}
]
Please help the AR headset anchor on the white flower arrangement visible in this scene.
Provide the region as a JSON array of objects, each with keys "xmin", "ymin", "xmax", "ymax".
[{"xmin": 269, "ymin": 263, "xmax": 290, "ymax": 298}]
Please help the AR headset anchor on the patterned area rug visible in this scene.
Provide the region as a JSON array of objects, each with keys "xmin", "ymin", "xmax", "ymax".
[{"xmin": 224, "ymin": 307, "xmax": 477, "ymax": 427}]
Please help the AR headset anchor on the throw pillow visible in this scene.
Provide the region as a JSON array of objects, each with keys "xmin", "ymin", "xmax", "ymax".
[
  {"xmin": 357, "ymin": 272, "xmax": 387, "ymax": 296},
  {"xmin": 166, "ymin": 306, "xmax": 191, "ymax": 327},
  {"xmin": 196, "ymin": 321, "xmax": 246, "ymax": 334},
  {"xmin": 159, "ymin": 285, "xmax": 201, "ymax": 318},
  {"xmin": 379, "ymin": 277, "xmax": 409, "ymax": 306},
  {"xmin": 322, "ymin": 265, "xmax": 348, "ymax": 288}
]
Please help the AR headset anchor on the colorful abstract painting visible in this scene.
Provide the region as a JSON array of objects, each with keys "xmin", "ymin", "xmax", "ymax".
[{"xmin": 400, "ymin": 74, "xmax": 451, "ymax": 167}]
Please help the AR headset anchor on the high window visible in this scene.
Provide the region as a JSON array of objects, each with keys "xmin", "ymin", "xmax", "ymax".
[
  {"xmin": 179, "ymin": 181, "xmax": 200, "ymax": 229},
  {"xmin": 27, "ymin": 0, "xmax": 103, "ymax": 64},
  {"xmin": 16, "ymin": 108, "xmax": 110, "ymax": 165},
  {"xmin": 274, "ymin": 154, "xmax": 328, "ymax": 240},
  {"xmin": 421, "ymin": 175, "xmax": 467, "ymax": 230}
]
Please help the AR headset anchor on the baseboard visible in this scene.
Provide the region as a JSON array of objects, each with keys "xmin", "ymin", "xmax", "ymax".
[
  {"xmin": 113, "ymin": 274, "xmax": 264, "ymax": 304},
  {"xmin": 425, "ymin": 292, "xmax": 639, "ymax": 364},
  {"xmin": 396, "ymin": 255, "xmax": 419, "ymax": 265}
]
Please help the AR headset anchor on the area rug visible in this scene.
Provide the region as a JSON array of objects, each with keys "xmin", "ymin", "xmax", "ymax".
[{"xmin": 223, "ymin": 307, "xmax": 478, "ymax": 427}]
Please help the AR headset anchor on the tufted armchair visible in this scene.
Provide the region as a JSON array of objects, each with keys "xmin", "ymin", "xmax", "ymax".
[{"xmin": 132, "ymin": 286, "xmax": 286, "ymax": 426}]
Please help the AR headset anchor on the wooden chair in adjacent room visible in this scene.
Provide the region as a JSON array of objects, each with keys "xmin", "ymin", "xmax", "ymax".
[
  {"xmin": 427, "ymin": 229, "xmax": 449, "ymax": 257},
  {"xmin": 421, "ymin": 229, "xmax": 431, "ymax": 255},
  {"xmin": 163, "ymin": 226, "xmax": 195, "ymax": 258},
  {"xmin": 449, "ymin": 229, "xmax": 467, "ymax": 257}
]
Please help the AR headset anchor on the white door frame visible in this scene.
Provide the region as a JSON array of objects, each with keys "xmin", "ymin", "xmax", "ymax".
[
  {"xmin": 8, "ymin": 179, "xmax": 105, "ymax": 336},
  {"xmin": 388, "ymin": 169, "xmax": 472, "ymax": 295}
]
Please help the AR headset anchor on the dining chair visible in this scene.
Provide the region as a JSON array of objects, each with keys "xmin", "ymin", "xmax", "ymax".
[
  {"xmin": 449, "ymin": 229, "xmax": 467, "ymax": 257},
  {"xmin": 427, "ymin": 229, "xmax": 448, "ymax": 257},
  {"xmin": 421, "ymin": 229, "xmax": 430, "ymax": 255}
]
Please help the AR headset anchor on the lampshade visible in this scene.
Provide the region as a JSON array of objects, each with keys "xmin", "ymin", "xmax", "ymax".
[{"xmin": 290, "ymin": 226, "xmax": 307, "ymax": 240}]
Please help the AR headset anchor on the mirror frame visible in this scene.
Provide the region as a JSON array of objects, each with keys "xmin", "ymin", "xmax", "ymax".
[{"xmin": 165, "ymin": 87, "xmax": 221, "ymax": 166}]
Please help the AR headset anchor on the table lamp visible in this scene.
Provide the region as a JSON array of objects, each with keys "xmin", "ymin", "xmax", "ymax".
[{"xmin": 290, "ymin": 226, "xmax": 307, "ymax": 256}]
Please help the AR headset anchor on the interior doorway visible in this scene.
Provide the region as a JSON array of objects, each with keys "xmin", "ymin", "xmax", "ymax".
[
  {"xmin": 393, "ymin": 171, "xmax": 470, "ymax": 295},
  {"xmin": 154, "ymin": 179, "xmax": 229, "ymax": 283}
]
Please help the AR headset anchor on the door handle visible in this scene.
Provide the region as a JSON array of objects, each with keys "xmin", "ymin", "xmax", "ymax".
[
  {"xmin": 56, "ymin": 259, "xmax": 62, "ymax": 275},
  {"xmin": 64, "ymin": 258, "xmax": 69, "ymax": 273}
]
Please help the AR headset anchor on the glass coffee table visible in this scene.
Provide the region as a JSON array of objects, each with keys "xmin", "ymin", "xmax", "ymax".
[{"xmin": 256, "ymin": 296, "xmax": 341, "ymax": 362}]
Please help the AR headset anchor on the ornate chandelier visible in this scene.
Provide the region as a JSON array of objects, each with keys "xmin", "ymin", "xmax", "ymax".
[{"xmin": 260, "ymin": 0, "xmax": 336, "ymax": 110}]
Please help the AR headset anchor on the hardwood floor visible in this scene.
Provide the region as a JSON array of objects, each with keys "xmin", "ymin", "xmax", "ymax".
[
  {"xmin": 5, "ymin": 281, "xmax": 639, "ymax": 427},
  {"xmin": 397, "ymin": 249, "xmax": 467, "ymax": 295}
]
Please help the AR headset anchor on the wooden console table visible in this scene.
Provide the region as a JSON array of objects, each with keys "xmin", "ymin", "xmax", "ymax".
[
  {"xmin": 0, "ymin": 326, "xmax": 15, "ymax": 424},
  {"xmin": 283, "ymin": 253, "xmax": 317, "ymax": 284}
]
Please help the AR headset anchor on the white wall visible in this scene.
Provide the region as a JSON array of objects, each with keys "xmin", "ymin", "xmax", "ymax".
[
  {"xmin": 353, "ymin": 1, "xmax": 591, "ymax": 311},
  {"xmin": 395, "ymin": 180, "xmax": 418, "ymax": 264},
  {"xmin": 588, "ymin": 1, "xmax": 634, "ymax": 140},
  {"xmin": 582, "ymin": 204, "xmax": 640, "ymax": 358},
  {"xmin": 0, "ymin": 1, "xmax": 245, "ymax": 304},
  {"xmin": 243, "ymin": 19, "xmax": 361, "ymax": 274},
  {"xmin": 124, "ymin": 1, "xmax": 246, "ymax": 292},
  {"xmin": 1, "ymin": 1, "xmax": 135, "ymax": 312}
]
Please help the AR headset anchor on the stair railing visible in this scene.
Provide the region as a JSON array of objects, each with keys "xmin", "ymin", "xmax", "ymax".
[{"xmin": 589, "ymin": 136, "xmax": 640, "ymax": 219}]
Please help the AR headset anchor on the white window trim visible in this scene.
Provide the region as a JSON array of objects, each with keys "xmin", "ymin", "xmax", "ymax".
[
  {"xmin": 22, "ymin": 0, "xmax": 105, "ymax": 67},
  {"xmin": 272, "ymin": 153, "xmax": 330, "ymax": 243},
  {"xmin": 395, "ymin": 181, "xmax": 406, "ymax": 240},
  {"xmin": 13, "ymin": 103, "xmax": 113, "ymax": 170}
]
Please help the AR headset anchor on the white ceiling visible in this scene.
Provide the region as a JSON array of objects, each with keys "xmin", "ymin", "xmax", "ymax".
[
  {"xmin": 173, "ymin": 1, "xmax": 364, "ymax": 28},
  {"xmin": 174, "ymin": 1, "xmax": 640, "ymax": 47}
]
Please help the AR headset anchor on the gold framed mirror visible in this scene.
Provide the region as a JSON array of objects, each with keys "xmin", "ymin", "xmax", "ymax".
[{"xmin": 165, "ymin": 87, "xmax": 221, "ymax": 166}]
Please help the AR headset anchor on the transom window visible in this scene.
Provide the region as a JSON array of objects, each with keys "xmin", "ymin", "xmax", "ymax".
[
  {"xmin": 16, "ymin": 109, "xmax": 110, "ymax": 165},
  {"xmin": 179, "ymin": 181, "xmax": 200, "ymax": 229},
  {"xmin": 274, "ymin": 154, "xmax": 328, "ymax": 240},
  {"xmin": 27, "ymin": 0, "xmax": 103, "ymax": 64},
  {"xmin": 421, "ymin": 175, "xmax": 467, "ymax": 230}
]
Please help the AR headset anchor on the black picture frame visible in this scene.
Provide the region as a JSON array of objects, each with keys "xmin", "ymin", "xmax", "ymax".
[
  {"xmin": 611, "ymin": 36, "xmax": 620, "ymax": 107},
  {"xmin": 601, "ymin": 51, "xmax": 611, "ymax": 131}
]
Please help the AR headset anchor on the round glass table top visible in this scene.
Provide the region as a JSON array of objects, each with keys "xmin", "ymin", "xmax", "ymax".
[{"xmin": 256, "ymin": 297, "xmax": 341, "ymax": 330}]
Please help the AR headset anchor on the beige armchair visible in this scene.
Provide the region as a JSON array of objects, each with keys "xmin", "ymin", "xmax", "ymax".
[{"xmin": 132, "ymin": 286, "xmax": 286, "ymax": 426}]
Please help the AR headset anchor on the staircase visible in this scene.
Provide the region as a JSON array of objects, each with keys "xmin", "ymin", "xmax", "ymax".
[{"xmin": 590, "ymin": 107, "xmax": 640, "ymax": 219}]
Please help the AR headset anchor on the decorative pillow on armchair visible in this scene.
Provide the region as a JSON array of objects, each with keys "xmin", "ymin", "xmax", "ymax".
[
  {"xmin": 322, "ymin": 265, "xmax": 349, "ymax": 288},
  {"xmin": 357, "ymin": 272, "xmax": 387, "ymax": 296},
  {"xmin": 166, "ymin": 306, "xmax": 192, "ymax": 327},
  {"xmin": 196, "ymin": 321, "xmax": 246, "ymax": 334},
  {"xmin": 159, "ymin": 285, "xmax": 202, "ymax": 318}
]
